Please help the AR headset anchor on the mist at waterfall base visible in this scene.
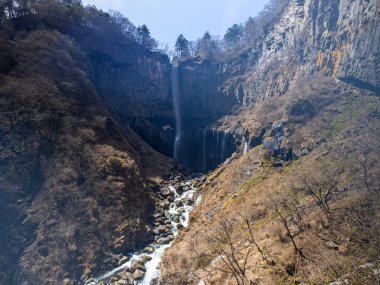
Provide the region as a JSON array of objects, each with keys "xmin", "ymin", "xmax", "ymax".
[{"xmin": 171, "ymin": 65, "xmax": 235, "ymax": 172}]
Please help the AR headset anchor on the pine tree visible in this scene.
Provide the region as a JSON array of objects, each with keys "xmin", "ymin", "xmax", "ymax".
[
  {"xmin": 224, "ymin": 24, "xmax": 244, "ymax": 47},
  {"xmin": 175, "ymin": 34, "xmax": 190, "ymax": 58}
]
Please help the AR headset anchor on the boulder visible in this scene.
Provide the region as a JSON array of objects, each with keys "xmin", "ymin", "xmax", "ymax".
[
  {"xmin": 177, "ymin": 223, "xmax": 185, "ymax": 230},
  {"xmin": 177, "ymin": 207, "xmax": 184, "ymax": 213},
  {"xmin": 142, "ymin": 255, "xmax": 152, "ymax": 263},
  {"xmin": 153, "ymin": 213, "xmax": 162, "ymax": 219},
  {"xmin": 184, "ymin": 198, "xmax": 193, "ymax": 206},
  {"xmin": 143, "ymin": 246, "xmax": 155, "ymax": 254},
  {"xmin": 118, "ymin": 256, "xmax": 129, "ymax": 266},
  {"xmin": 157, "ymin": 237, "xmax": 171, "ymax": 244},
  {"xmin": 173, "ymin": 216, "xmax": 180, "ymax": 223},
  {"xmin": 116, "ymin": 280, "xmax": 130, "ymax": 285},
  {"xmin": 134, "ymin": 260, "xmax": 146, "ymax": 271},
  {"xmin": 161, "ymin": 188, "xmax": 173, "ymax": 197},
  {"xmin": 326, "ymin": 241, "xmax": 339, "ymax": 250},
  {"xmin": 119, "ymin": 270, "xmax": 134, "ymax": 282},
  {"xmin": 133, "ymin": 269, "xmax": 145, "ymax": 281}
]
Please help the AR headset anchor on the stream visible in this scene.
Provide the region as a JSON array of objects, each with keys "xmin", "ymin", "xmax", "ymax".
[{"xmin": 85, "ymin": 177, "xmax": 201, "ymax": 285}]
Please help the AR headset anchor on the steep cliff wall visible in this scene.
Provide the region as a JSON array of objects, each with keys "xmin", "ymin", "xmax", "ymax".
[
  {"xmin": 171, "ymin": 0, "xmax": 379, "ymax": 171},
  {"xmin": 75, "ymin": 33, "xmax": 176, "ymax": 157},
  {"xmin": 220, "ymin": 0, "xmax": 379, "ymax": 103}
]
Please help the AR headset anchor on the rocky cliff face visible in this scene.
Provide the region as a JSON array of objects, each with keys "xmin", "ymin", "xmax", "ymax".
[
  {"xmin": 159, "ymin": 2, "xmax": 380, "ymax": 282},
  {"xmin": 76, "ymin": 34, "xmax": 176, "ymax": 157},
  {"xmin": 168, "ymin": 0, "xmax": 379, "ymax": 171},
  {"xmin": 220, "ymin": 0, "xmax": 379, "ymax": 103}
]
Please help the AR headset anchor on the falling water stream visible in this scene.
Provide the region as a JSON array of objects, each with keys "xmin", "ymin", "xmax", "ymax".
[{"xmin": 172, "ymin": 64, "xmax": 181, "ymax": 160}]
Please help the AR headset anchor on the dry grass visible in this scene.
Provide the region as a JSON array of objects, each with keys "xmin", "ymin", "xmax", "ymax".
[{"xmin": 161, "ymin": 80, "xmax": 380, "ymax": 285}]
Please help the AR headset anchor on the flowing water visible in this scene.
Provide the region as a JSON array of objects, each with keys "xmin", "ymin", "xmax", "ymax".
[
  {"xmin": 85, "ymin": 180, "xmax": 199, "ymax": 285},
  {"xmin": 243, "ymin": 138, "xmax": 248, "ymax": 155},
  {"xmin": 172, "ymin": 65, "xmax": 181, "ymax": 160}
]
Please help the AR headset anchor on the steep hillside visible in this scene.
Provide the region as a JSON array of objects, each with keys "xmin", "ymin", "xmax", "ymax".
[
  {"xmin": 161, "ymin": 78, "xmax": 380, "ymax": 285},
  {"xmin": 0, "ymin": 9, "xmax": 173, "ymax": 285},
  {"xmin": 160, "ymin": 0, "xmax": 380, "ymax": 284},
  {"xmin": 0, "ymin": 0, "xmax": 378, "ymax": 284}
]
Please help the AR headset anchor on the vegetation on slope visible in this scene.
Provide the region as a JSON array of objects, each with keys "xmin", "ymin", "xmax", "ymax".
[
  {"xmin": 0, "ymin": 1, "xmax": 173, "ymax": 284},
  {"xmin": 161, "ymin": 78, "xmax": 380, "ymax": 285}
]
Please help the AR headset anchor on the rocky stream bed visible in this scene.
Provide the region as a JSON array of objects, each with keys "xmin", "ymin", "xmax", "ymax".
[{"xmin": 85, "ymin": 176, "xmax": 201, "ymax": 285}]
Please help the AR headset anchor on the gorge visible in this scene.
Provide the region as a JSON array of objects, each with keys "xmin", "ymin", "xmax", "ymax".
[{"xmin": 0, "ymin": 0, "xmax": 379, "ymax": 285}]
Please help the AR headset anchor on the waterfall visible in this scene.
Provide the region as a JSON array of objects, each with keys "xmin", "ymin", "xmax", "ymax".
[
  {"xmin": 221, "ymin": 131, "xmax": 227, "ymax": 163},
  {"xmin": 172, "ymin": 65, "xmax": 181, "ymax": 160},
  {"xmin": 243, "ymin": 139, "xmax": 248, "ymax": 155}
]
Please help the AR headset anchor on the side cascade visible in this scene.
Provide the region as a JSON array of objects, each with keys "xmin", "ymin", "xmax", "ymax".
[
  {"xmin": 202, "ymin": 128, "xmax": 235, "ymax": 171},
  {"xmin": 84, "ymin": 178, "xmax": 201, "ymax": 285}
]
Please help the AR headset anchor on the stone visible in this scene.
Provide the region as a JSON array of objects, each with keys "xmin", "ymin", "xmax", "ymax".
[
  {"xmin": 153, "ymin": 213, "xmax": 162, "ymax": 219},
  {"xmin": 110, "ymin": 276, "xmax": 119, "ymax": 282},
  {"xmin": 338, "ymin": 245, "xmax": 349, "ymax": 255},
  {"xmin": 119, "ymin": 270, "xmax": 134, "ymax": 282},
  {"xmin": 155, "ymin": 218, "xmax": 163, "ymax": 224},
  {"xmin": 134, "ymin": 260, "xmax": 146, "ymax": 271},
  {"xmin": 85, "ymin": 278, "xmax": 96, "ymax": 284},
  {"xmin": 133, "ymin": 269, "xmax": 145, "ymax": 281},
  {"xmin": 159, "ymin": 201, "xmax": 170, "ymax": 209},
  {"xmin": 143, "ymin": 246, "xmax": 155, "ymax": 254},
  {"xmin": 177, "ymin": 207, "xmax": 184, "ymax": 213},
  {"xmin": 326, "ymin": 241, "xmax": 339, "ymax": 250},
  {"xmin": 118, "ymin": 256, "xmax": 129, "ymax": 266},
  {"xmin": 173, "ymin": 216, "xmax": 180, "ymax": 223},
  {"xmin": 177, "ymin": 223, "xmax": 185, "ymax": 230},
  {"xmin": 161, "ymin": 188, "xmax": 173, "ymax": 197},
  {"xmin": 142, "ymin": 255, "xmax": 152, "ymax": 262},
  {"xmin": 184, "ymin": 198, "xmax": 193, "ymax": 206},
  {"xmin": 157, "ymin": 237, "xmax": 171, "ymax": 244},
  {"xmin": 63, "ymin": 279, "xmax": 73, "ymax": 285}
]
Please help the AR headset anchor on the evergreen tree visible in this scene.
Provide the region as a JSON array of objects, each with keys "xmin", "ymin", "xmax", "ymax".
[
  {"xmin": 196, "ymin": 31, "xmax": 218, "ymax": 59},
  {"xmin": 224, "ymin": 24, "xmax": 244, "ymax": 47},
  {"xmin": 175, "ymin": 34, "xmax": 190, "ymax": 58},
  {"xmin": 136, "ymin": 24, "xmax": 157, "ymax": 50}
]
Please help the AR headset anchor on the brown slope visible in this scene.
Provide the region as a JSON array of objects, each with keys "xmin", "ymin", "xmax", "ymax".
[{"xmin": 0, "ymin": 29, "xmax": 173, "ymax": 285}]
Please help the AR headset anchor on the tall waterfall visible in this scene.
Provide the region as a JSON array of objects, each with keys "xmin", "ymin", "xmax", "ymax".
[{"xmin": 172, "ymin": 64, "xmax": 181, "ymax": 160}]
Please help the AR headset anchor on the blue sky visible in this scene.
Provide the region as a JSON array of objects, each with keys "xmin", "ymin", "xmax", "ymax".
[{"xmin": 82, "ymin": 0, "xmax": 269, "ymax": 48}]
